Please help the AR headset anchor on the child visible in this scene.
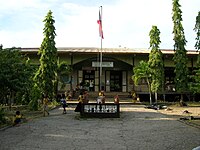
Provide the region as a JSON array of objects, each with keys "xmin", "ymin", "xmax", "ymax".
[
  {"xmin": 83, "ymin": 91, "xmax": 89, "ymax": 104},
  {"xmin": 75, "ymin": 92, "xmax": 84, "ymax": 112},
  {"xmin": 97, "ymin": 96, "xmax": 102, "ymax": 104},
  {"xmin": 43, "ymin": 95, "xmax": 49, "ymax": 116},
  {"xmin": 114, "ymin": 94, "xmax": 119, "ymax": 104},
  {"xmin": 78, "ymin": 92, "xmax": 84, "ymax": 103},
  {"xmin": 98, "ymin": 90, "xmax": 105, "ymax": 104},
  {"xmin": 13, "ymin": 111, "xmax": 22, "ymax": 126},
  {"xmin": 61, "ymin": 94, "xmax": 67, "ymax": 114}
]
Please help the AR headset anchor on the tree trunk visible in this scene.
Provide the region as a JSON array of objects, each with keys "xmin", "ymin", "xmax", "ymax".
[
  {"xmin": 155, "ymin": 92, "xmax": 158, "ymax": 104},
  {"xmin": 149, "ymin": 92, "xmax": 152, "ymax": 105},
  {"xmin": 147, "ymin": 78, "xmax": 152, "ymax": 105},
  {"xmin": 9, "ymin": 93, "xmax": 12, "ymax": 111},
  {"xmin": 181, "ymin": 94, "xmax": 184, "ymax": 101}
]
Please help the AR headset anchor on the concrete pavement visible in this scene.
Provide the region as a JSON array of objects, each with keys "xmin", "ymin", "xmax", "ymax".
[{"xmin": 0, "ymin": 105, "xmax": 200, "ymax": 150}]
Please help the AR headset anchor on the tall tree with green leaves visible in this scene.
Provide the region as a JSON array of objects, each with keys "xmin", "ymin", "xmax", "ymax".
[
  {"xmin": 172, "ymin": 0, "xmax": 188, "ymax": 100},
  {"xmin": 194, "ymin": 11, "xmax": 200, "ymax": 65},
  {"xmin": 189, "ymin": 11, "xmax": 200, "ymax": 94},
  {"xmin": 132, "ymin": 61, "xmax": 152, "ymax": 104},
  {"xmin": 0, "ymin": 48, "xmax": 33, "ymax": 107},
  {"xmin": 34, "ymin": 10, "xmax": 57, "ymax": 100},
  {"xmin": 148, "ymin": 26, "xmax": 164, "ymax": 103}
]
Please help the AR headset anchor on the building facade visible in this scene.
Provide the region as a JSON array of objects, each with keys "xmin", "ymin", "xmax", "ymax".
[{"xmin": 21, "ymin": 47, "xmax": 198, "ymax": 99}]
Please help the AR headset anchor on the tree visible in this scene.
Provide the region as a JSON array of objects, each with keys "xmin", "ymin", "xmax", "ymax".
[
  {"xmin": 15, "ymin": 58, "xmax": 36, "ymax": 105},
  {"xmin": 172, "ymin": 0, "xmax": 188, "ymax": 100},
  {"xmin": 194, "ymin": 11, "xmax": 200, "ymax": 65},
  {"xmin": 34, "ymin": 10, "xmax": 57, "ymax": 100},
  {"xmin": 132, "ymin": 61, "xmax": 152, "ymax": 104},
  {"xmin": 194, "ymin": 11, "xmax": 200, "ymax": 51},
  {"xmin": 0, "ymin": 48, "xmax": 33, "ymax": 107},
  {"xmin": 189, "ymin": 11, "xmax": 200, "ymax": 94},
  {"xmin": 148, "ymin": 26, "xmax": 164, "ymax": 103},
  {"xmin": 55, "ymin": 61, "xmax": 72, "ymax": 97}
]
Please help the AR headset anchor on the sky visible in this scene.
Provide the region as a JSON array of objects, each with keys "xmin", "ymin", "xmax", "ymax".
[{"xmin": 0, "ymin": 0, "xmax": 199, "ymax": 50}]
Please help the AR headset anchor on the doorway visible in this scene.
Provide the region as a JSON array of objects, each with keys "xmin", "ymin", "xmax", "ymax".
[
  {"xmin": 110, "ymin": 71, "xmax": 122, "ymax": 92},
  {"xmin": 83, "ymin": 70, "xmax": 95, "ymax": 91}
]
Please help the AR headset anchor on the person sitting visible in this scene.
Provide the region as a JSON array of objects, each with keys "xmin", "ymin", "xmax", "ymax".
[
  {"xmin": 65, "ymin": 90, "xmax": 72, "ymax": 101},
  {"xmin": 76, "ymin": 84, "xmax": 80, "ymax": 92},
  {"xmin": 75, "ymin": 92, "xmax": 84, "ymax": 112},
  {"xmin": 97, "ymin": 96, "xmax": 103, "ymax": 104},
  {"xmin": 98, "ymin": 90, "xmax": 105, "ymax": 104},
  {"xmin": 13, "ymin": 111, "xmax": 22, "ymax": 126},
  {"xmin": 83, "ymin": 91, "xmax": 89, "ymax": 104},
  {"xmin": 78, "ymin": 92, "xmax": 84, "ymax": 103},
  {"xmin": 114, "ymin": 94, "xmax": 120, "ymax": 104}
]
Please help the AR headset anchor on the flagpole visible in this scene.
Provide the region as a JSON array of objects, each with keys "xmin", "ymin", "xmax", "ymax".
[
  {"xmin": 100, "ymin": 6, "xmax": 103, "ymax": 91},
  {"xmin": 100, "ymin": 33, "xmax": 102, "ymax": 91}
]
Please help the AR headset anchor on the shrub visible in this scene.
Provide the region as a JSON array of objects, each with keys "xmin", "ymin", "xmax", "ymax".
[{"xmin": 0, "ymin": 108, "xmax": 6, "ymax": 124}]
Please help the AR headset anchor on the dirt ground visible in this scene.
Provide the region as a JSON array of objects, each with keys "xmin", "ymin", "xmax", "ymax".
[
  {"xmin": 1, "ymin": 103, "xmax": 200, "ymax": 129},
  {"xmin": 157, "ymin": 106, "xmax": 200, "ymax": 127}
]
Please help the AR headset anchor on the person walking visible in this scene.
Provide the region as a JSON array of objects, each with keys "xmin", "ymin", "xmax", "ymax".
[
  {"xmin": 43, "ymin": 95, "xmax": 49, "ymax": 117},
  {"xmin": 61, "ymin": 94, "xmax": 67, "ymax": 114}
]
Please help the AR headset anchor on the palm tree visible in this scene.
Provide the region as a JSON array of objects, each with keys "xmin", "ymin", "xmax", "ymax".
[{"xmin": 132, "ymin": 61, "xmax": 152, "ymax": 104}]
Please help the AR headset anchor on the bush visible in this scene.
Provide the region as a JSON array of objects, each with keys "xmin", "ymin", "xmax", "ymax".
[
  {"xmin": 28, "ymin": 99, "xmax": 39, "ymax": 111},
  {"xmin": 28, "ymin": 85, "xmax": 40, "ymax": 111},
  {"xmin": 51, "ymin": 100, "xmax": 59, "ymax": 107},
  {"xmin": 0, "ymin": 108, "xmax": 6, "ymax": 124}
]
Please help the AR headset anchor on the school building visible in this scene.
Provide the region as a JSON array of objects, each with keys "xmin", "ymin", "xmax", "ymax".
[{"xmin": 21, "ymin": 47, "xmax": 198, "ymax": 101}]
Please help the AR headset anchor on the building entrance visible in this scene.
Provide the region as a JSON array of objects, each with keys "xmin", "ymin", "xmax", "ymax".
[
  {"xmin": 83, "ymin": 70, "xmax": 95, "ymax": 91},
  {"xmin": 110, "ymin": 71, "xmax": 122, "ymax": 92}
]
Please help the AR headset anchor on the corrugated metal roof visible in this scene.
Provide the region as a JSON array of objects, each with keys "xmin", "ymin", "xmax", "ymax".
[{"xmin": 20, "ymin": 47, "xmax": 198, "ymax": 55}]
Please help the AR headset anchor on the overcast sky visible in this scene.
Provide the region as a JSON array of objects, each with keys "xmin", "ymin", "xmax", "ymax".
[{"xmin": 0, "ymin": 0, "xmax": 199, "ymax": 50}]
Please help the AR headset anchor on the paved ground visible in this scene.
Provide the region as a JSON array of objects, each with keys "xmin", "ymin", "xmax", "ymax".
[{"xmin": 0, "ymin": 105, "xmax": 200, "ymax": 150}]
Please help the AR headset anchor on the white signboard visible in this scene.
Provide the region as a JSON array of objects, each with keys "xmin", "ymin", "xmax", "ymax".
[{"xmin": 92, "ymin": 62, "xmax": 113, "ymax": 67}]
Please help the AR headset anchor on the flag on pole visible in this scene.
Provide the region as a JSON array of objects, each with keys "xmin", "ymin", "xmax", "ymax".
[{"xmin": 97, "ymin": 7, "xmax": 104, "ymax": 39}]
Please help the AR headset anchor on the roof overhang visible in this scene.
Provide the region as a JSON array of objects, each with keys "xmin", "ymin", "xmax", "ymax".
[{"xmin": 19, "ymin": 47, "xmax": 199, "ymax": 55}]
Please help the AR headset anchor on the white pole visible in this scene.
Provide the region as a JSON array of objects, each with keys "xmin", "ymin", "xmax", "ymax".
[{"xmin": 99, "ymin": 6, "xmax": 103, "ymax": 91}]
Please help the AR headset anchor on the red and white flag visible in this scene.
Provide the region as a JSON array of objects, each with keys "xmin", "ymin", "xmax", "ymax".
[{"xmin": 97, "ymin": 7, "xmax": 104, "ymax": 39}]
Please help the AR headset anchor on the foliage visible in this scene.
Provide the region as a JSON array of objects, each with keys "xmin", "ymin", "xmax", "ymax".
[
  {"xmin": 148, "ymin": 26, "xmax": 164, "ymax": 93},
  {"xmin": 0, "ymin": 108, "xmax": 6, "ymax": 124},
  {"xmin": 189, "ymin": 69, "xmax": 200, "ymax": 94},
  {"xmin": 0, "ymin": 48, "xmax": 34, "ymax": 105},
  {"xmin": 15, "ymin": 61, "xmax": 37, "ymax": 105},
  {"xmin": 194, "ymin": 11, "xmax": 200, "ymax": 53},
  {"xmin": 132, "ymin": 61, "xmax": 151, "ymax": 85},
  {"xmin": 49, "ymin": 99, "xmax": 59, "ymax": 108},
  {"xmin": 189, "ymin": 11, "xmax": 200, "ymax": 94},
  {"xmin": 132, "ymin": 61, "xmax": 153, "ymax": 104},
  {"xmin": 34, "ymin": 10, "xmax": 57, "ymax": 100},
  {"xmin": 56, "ymin": 61, "xmax": 72, "ymax": 90},
  {"xmin": 172, "ymin": 0, "xmax": 188, "ymax": 93},
  {"xmin": 132, "ymin": 26, "xmax": 164, "ymax": 104},
  {"xmin": 28, "ymin": 85, "xmax": 40, "ymax": 111}
]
